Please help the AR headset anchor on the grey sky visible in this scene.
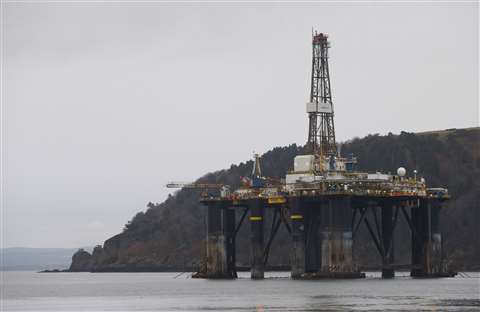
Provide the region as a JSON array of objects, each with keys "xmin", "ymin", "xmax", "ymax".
[{"xmin": 3, "ymin": 2, "xmax": 478, "ymax": 248}]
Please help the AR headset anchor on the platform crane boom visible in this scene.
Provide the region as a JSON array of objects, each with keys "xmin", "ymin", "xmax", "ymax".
[{"xmin": 166, "ymin": 182, "xmax": 226, "ymax": 189}]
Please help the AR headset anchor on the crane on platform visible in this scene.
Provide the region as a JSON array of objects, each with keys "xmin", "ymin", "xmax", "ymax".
[
  {"xmin": 166, "ymin": 182, "xmax": 225, "ymax": 189},
  {"xmin": 241, "ymin": 153, "xmax": 266, "ymax": 188},
  {"xmin": 166, "ymin": 182, "xmax": 231, "ymax": 197}
]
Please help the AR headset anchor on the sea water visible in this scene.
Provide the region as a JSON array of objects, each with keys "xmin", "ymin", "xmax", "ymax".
[{"xmin": 2, "ymin": 271, "xmax": 479, "ymax": 311}]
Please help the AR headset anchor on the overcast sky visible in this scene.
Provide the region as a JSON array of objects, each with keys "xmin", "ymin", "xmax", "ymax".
[{"xmin": 2, "ymin": 2, "xmax": 478, "ymax": 248}]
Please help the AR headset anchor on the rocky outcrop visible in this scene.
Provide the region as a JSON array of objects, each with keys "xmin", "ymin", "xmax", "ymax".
[{"xmin": 69, "ymin": 249, "xmax": 93, "ymax": 272}]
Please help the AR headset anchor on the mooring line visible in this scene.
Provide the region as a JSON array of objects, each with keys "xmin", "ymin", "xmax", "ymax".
[{"xmin": 174, "ymin": 272, "xmax": 187, "ymax": 279}]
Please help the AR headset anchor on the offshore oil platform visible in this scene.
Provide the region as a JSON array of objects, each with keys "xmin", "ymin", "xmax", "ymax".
[{"xmin": 167, "ymin": 32, "xmax": 453, "ymax": 279}]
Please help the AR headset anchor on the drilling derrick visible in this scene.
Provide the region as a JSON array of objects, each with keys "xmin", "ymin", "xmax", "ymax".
[{"xmin": 307, "ymin": 32, "xmax": 337, "ymax": 165}]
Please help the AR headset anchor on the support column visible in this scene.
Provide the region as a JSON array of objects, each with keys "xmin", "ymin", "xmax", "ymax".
[
  {"xmin": 224, "ymin": 207, "xmax": 237, "ymax": 278},
  {"xmin": 430, "ymin": 202, "xmax": 443, "ymax": 274},
  {"xmin": 381, "ymin": 202, "xmax": 395, "ymax": 278},
  {"xmin": 206, "ymin": 202, "xmax": 228, "ymax": 278},
  {"xmin": 305, "ymin": 201, "xmax": 321, "ymax": 273},
  {"xmin": 290, "ymin": 196, "xmax": 305, "ymax": 278},
  {"xmin": 320, "ymin": 197, "xmax": 360, "ymax": 277},
  {"xmin": 411, "ymin": 199, "xmax": 446, "ymax": 277},
  {"xmin": 249, "ymin": 199, "xmax": 264, "ymax": 279}
]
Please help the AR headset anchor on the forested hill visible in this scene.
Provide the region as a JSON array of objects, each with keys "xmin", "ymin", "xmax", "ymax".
[{"xmin": 69, "ymin": 128, "xmax": 480, "ymax": 272}]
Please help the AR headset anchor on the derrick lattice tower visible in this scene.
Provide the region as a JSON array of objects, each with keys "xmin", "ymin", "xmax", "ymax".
[{"xmin": 307, "ymin": 32, "xmax": 336, "ymax": 159}]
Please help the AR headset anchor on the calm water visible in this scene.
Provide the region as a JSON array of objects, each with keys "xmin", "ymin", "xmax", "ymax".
[{"xmin": 1, "ymin": 271, "xmax": 479, "ymax": 311}]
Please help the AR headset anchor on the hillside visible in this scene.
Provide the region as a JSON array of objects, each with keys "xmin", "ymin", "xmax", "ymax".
[{"xmin": 69, "ymin": 128, "xmax": 480, "ymax": 272}]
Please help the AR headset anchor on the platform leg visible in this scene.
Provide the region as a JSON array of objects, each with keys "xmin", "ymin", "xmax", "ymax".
[
  {"xmin": 411, "ymin": 199, "xmax": 446, "ymax": 277},
  {"xmin": 381, "ymin": 202, "xmax": 395, "ymax": 278},
  {"xmin": 206, "ymin": 203, "xmax": 228, "ymax": 278},
  {"xmin": 320, "ymin": 197, "xmax": 358, "ymax": 277},
  {"xmin": 290, "ymin": 197, "xmax": 305, "ymax": 278},
  {"xmin": 224, "ymin": 207, "xmax": 237, "ymax": 278},
  {"xmin": 305, "ymin": 201, "xmax": 321, "ymax": 273},
  {"xmin": 249, "ymin": 199, "xmax": 264, "ymax": 279}
]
